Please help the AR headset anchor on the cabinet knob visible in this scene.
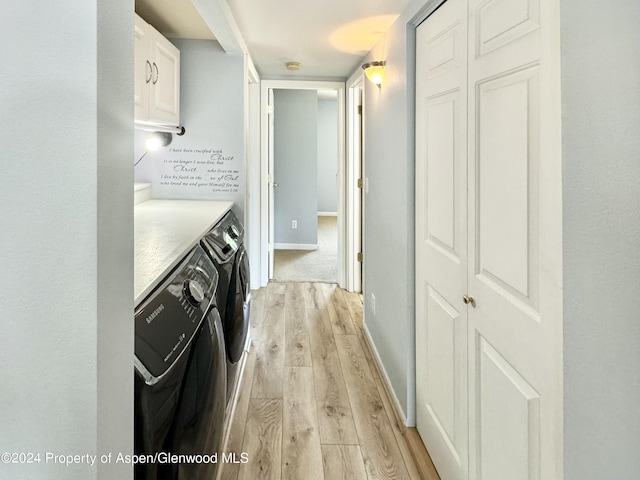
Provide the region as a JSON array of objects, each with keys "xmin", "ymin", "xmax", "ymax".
[{"xmin": 463, "ymin": 295, "xmax": 475, "ymax": 306}]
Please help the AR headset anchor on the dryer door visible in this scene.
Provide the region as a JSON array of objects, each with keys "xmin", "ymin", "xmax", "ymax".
[
  {"xmin": 238, "ymin": 248, "xmax": 251, "ymax": 303},
  {"xmin": 227, "ymin": 248, "xmax": 250, "ymax": 365}
]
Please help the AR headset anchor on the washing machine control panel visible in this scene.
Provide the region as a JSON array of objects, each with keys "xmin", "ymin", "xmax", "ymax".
[
  {"xmin": 134, "ymin": 246, "xmax": 219, "ymax": 381},
  {"xmin": 180, "ymin": 249, "xmax": 218, "ymax": 314},
  {"xmin": 184, "ymin": 279, "xmax": 205, "ymax": 306}
]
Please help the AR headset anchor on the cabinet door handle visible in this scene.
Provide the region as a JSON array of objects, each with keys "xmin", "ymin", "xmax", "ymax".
[
  {"xmin": 145, "ymin": 60, "xmax": 152, "ymax": 84},
  {"xmin": 152, "ymin": 62, "xmax": 159, "ymax": 85}
]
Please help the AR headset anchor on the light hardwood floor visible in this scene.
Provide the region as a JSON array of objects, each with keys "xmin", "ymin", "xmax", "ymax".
[{"xmin": 220, "ymin": 282, "xmax": 439, "ymax": 480}]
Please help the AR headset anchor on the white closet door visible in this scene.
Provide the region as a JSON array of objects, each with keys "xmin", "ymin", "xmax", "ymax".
[
  {"xmin": 466, "ymin": 0, "xmax": 562, "ymax": 479},
  {"xmin": 415, "ymin": 0, "xmax": 469, "ymax": 479}
]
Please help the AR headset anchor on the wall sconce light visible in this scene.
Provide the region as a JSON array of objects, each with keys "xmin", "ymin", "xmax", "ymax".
[
  {"xmin": 135, "ymin": 131, "xmax": 173, "ymax": 167},
  {"xmin": 362, "ymin": 61, "xmax": 386, "ymax": 88},
  {"xmin": 145, "ymin": 131, "xmax": 173, "ymax": 152}
]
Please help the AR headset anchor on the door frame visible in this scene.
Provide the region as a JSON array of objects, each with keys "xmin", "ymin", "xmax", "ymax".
[
  {"xmin": 245, "ymin": 60, "xmax": 261, "ymax": 290},
  {"xmin": 346, "ymin": 74, "xmax": 363, "ymax": 292},
  {"xmin": 259, "ymin": 79, "xmax": 346, "ymax": 287}
]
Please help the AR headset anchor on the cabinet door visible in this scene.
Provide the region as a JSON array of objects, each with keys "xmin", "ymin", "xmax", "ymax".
[
  {"xmin": 134, "ymin": 15, "xmax": 151, "ymax": 121},
  {"xmin": 148, "ymin": 32, "xmax": 180, "ymax": 125}
]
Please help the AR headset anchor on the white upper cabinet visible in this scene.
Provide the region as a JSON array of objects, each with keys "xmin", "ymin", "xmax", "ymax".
[{"xmin": 134, "ymin": 14, "xmax": 180, "ymax": 126}]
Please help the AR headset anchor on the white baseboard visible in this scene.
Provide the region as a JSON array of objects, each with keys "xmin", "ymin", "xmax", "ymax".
[
  {"xmin": 274, "ymin": 243, "xmax": 319, "ymax": 250},
  {"xmin": 317, "ymin": 211, "xmax": 338, "ymax": 217},
  {"xmin": 363, "ymin": 323, "xmax": 408, "ymax": 428}
]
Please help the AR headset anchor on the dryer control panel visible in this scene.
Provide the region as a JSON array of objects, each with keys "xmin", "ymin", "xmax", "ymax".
[
  {"xmin": 201, "ymin": 210, "xmax": 244, "ymax": 263},
  {"xmin": 134, "ymin": 245, "xmax": 219, "ymax": 384}
]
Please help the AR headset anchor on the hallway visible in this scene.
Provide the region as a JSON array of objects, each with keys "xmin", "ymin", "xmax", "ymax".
[{"xmin": 220, "ymin": 282, "xmax": 435, "ymax": 480}]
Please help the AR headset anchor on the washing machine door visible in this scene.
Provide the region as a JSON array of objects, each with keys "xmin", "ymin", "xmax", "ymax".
[{"xmin": 160, "ymin": 307, "xmax": 227, "ymax": 480}]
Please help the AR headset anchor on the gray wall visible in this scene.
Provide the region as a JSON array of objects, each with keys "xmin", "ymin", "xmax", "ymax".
[
  {"xmin": 274, "ymin": 89, "xmax": 318, "ymax": 246},
  {"xmin": 135, "ymin": 39, "xmax": 246, "ymax": 217},
  {"xmin": 1, "ymin": 1, "xmax": 134, "ymax": 478},
  {"xmin": 561, "ymin": 1, "xmax": 640, "ymax": 478},
  {"xmin": 317, "ymin": 98, "xmax": 338, "ymax": 213},
  {"xmin": 357, "ymin": 0, "xmax": 428, "ymax": 424}
]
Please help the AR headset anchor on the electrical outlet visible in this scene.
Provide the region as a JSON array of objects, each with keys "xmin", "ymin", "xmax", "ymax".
[
  {"xmin": 292, "ymin": 220, "xmax": 297, "ymax": 229},
  {"xmin": 371, "ymin": 293, "xmax": 376, "ymax": 316}
]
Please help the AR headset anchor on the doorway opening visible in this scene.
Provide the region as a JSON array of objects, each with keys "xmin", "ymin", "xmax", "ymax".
[
  {"xmin": 258, "ymin": 79, "xmax": 362, "ymax": 290},
  {"xmin": 270, "ymin": 88, "xmax": 339, "ymax": 283},
  {"xmin": 259, "ymin": 79, "xmax": 347, "ymax": 287}
]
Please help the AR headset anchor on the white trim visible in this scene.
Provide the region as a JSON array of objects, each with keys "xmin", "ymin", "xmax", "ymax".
[
  {"xmin": 409, "ymin": 0, "xmax": 448, "ymax": 27},
  {"xmin": 363, "ymin": 323, "xmax": 408, "ymax": 427},
  {"xmin": 260, "ymin": 79, "xmax": 346, "ymax": 287},
  {"xmin": 346, "ymin": 71, "xmax": 363, "ymax": 293},
  {"xmin": 190, "ymin": 0, "xmax": 247, "ymax": 55},
  {"xmin": 245, "ymin": 57, "xmax": 262, "ymax": 290},
  {"xmin": 317, "ymin": 211, "xmax": 338, "ymax": 217},
  {"xmin": 274, "ymin": 243, "xmax": 319, "ymax": 251}
]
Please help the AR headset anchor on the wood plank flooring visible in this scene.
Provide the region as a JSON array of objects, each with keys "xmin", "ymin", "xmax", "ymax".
[{"xmin": 220, "ymin": 282, "xmax": 435, "ymax": 480}]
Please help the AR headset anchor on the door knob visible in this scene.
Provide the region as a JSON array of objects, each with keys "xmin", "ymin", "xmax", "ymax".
[
  {"xmin": 273, "ymin": 183, "xmax": 279, "ymax": 187},
  {"xmin": 463, "ymin": 295, "xmax": 475, "ymax": 306}
]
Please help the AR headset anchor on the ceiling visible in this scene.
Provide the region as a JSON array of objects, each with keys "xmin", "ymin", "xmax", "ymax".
[{"xmin": 136, "ymin": 0, "xmax": 411, "ymax": 79}]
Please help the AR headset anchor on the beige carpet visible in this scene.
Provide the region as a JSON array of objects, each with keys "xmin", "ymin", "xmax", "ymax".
[{"xmin": 273, "ymin": 216, "xmax": 337, "ymax": 283}]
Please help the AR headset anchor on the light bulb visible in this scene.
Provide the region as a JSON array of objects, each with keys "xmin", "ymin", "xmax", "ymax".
[
  {"xmin": 145, "ymin": 136, "xmax": 161, "ymax": 151},
  {"xmin": 144, "ymin": 132, "xmax": 172, "ymax": 151}
]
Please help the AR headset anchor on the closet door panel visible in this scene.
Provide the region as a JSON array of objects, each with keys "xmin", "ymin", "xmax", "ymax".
[
  {"xmin": 415, "ymin": 1, "xmax": 469, "ymax": 479},
  {"xmin": 476, "ymin": 335, "xmax": 540, "ymax": 480},
  {"xmin": 467, "ymin": 0, "xmax": 562, "ymax": 479},
  {"xmin": 475, "ymin": 65, "xmax": 540, "ymax": 310},
  {"xmin": 426, "ymin": 91, "xmax": 460, "ymax": 258}
]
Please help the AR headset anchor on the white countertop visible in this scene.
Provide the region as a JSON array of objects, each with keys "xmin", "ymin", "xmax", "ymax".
[{"xmin": 134, "ymin": 200, "xmax": 233, "ymax": 306}]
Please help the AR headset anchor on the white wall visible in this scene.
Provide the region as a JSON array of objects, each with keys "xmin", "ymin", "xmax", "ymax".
[
  {"xmin": 561, "ymin": 1, "xmax": 640, "ymax": 478},
  {"xmin": 1, "ymin": 1, "xmax": 133, "ymax": 479},
  {"xmin": 135, "ymin": 39, "xmax": 246, "ymax": 217},
  {"xmin": 317, "ymin": 98, "xmax": 339, "ymax": 213}
]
